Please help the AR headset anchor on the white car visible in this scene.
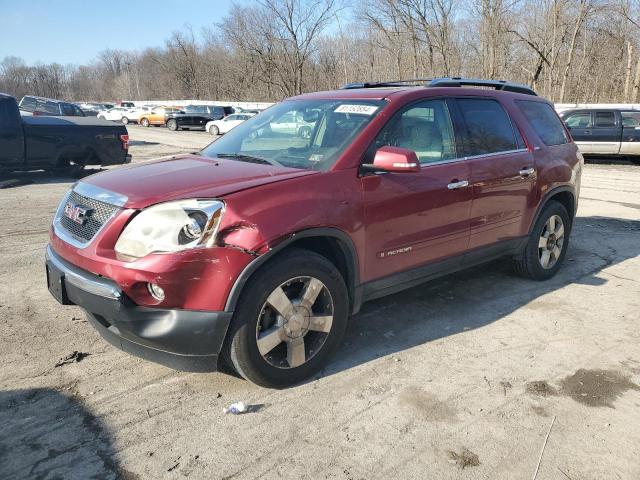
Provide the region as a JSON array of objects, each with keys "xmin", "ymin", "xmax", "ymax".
[
  {"xmin": 206, "ymin": 113, "xmax": 255, "ymax": 135},
  {"xmin": 97, "ymin": 107, "xmax": 136, "ymax": 124},
  {"xmin": 124, "ymin": 106, "xmax": 153, "ymax": 124}
]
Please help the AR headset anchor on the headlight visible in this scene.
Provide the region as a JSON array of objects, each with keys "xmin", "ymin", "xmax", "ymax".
[{"xmin": 115, "ymin": 199, "xmax": 224, "ymax": 258}]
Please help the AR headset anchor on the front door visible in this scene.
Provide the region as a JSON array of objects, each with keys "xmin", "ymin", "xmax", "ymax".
[
  {"xmin": 563, "ymin": 111, "xmax": 593, "ymax": 153},
  {"xmin": 453, "ymin": 97, "xmax": 535, "ymax": 250},
  {"xmin": 362, "ymin": 98, "xmax": 472, "ymax": 283}
]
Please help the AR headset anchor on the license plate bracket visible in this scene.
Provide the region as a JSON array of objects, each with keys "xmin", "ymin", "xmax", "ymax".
[{"xmin": 46, "ymin": 263, "xmax": 71, "ymax": 305}]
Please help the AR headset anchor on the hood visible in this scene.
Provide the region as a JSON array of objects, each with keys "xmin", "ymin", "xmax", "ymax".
[{"xmin": 81, "ymin": 154, "xmax": 317, "ymax": 208}]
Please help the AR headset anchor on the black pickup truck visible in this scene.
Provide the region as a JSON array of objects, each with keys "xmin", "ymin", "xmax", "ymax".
[{"xmin": 1, "ymin": 93, "xmax": 131, "ymax": 174}]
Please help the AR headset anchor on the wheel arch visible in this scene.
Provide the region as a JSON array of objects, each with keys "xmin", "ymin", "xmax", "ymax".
[
  {"xmin": 529, "ymin": 186, "xmax": 576, "ymax": 235},
  {"xmin": 224, "ymin": 228, "xmax": 360, "ymax": 314}
]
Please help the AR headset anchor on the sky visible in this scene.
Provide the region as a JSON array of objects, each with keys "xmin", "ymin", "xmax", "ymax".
[{"xmin": 0, "ymin": 0, "xmax": 236, "ymax": 65}]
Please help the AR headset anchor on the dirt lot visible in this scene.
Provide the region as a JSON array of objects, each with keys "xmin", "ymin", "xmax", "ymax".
[{"xmin": 1, "ymin": 124, "xmax": 639, "ymax": 479}]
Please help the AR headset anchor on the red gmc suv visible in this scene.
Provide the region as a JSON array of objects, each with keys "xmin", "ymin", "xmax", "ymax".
[{"xmin": 46, "ymin": 78, "xmax": 582, "ymax": 388}]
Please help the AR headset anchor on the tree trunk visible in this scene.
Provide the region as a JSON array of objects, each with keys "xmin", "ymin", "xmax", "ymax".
[
  {"xmin": 633, "ymin": 57, "xmax": 640, "ymax": 102},
  {"xmin": 624, "ymin": 41, "xmax": 633, "ymax": 102}
]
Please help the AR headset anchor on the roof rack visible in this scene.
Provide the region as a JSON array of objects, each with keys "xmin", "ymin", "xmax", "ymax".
[
  {"xmin": 427, "ymin": 77, "xmax": 537, "ymax": 96},
  {"xmin": 340, "ymin": 79, "xmax": 431, "ymax": 89},
  {"xmin": 340, "ymin": 77, "xmax": 537, "ymax": 96}
]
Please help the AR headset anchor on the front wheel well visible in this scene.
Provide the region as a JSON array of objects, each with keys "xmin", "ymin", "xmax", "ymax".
[{"xmin": 225, "ymin": 233, "xmax": 359, "ymax": 314}]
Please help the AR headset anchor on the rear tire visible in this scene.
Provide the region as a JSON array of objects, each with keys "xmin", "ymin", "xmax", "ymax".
[
  {"xmin": 121, "ymin": 117, "xmax": 129, "ymax": 125},
  {"xmin": 209, "ymin": 124, "xmax": 220, "ymax": 135},
  {"xmin": 141, "ymin": 118, "xmax": 150, "ymax": 127},
  {"xmin": 223, "ymin": 249, "xmax": 349, "ymax": 388},
  {"xmin": 513, "ymin": 200, "xmax": 571, "ymax": 280}
]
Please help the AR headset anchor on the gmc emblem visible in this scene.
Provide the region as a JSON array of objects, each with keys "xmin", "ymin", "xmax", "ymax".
[{"xmin": 64, "ymin": 202, "xmax": 93, "ymax": 225}]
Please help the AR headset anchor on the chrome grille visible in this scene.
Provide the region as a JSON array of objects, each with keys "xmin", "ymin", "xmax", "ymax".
[{"xmin": 57, "ymin": 190, "xmax": 120, "ymax": 244}]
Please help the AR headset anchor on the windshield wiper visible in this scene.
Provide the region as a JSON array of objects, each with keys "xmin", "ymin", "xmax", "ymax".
[{"xmin": 215, "ymin": 152, "xmax": 278, "ymax": 166}]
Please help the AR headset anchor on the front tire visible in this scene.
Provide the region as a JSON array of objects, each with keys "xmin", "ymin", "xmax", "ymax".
[
  {"xmin": 121, "ymin": 117, "xmax": 129, "ymax": 125},
  {"xmin": 167, "ymin": 119, "xmax": 178, "ymax": 131},
  {"xmin": 513, "ymin": 200, "xmax": 571, "ymax": 280},
  {"xmin": 209, "ymin": 124, "xmax": 220, "ymax": 135},
  {"xmin": 223, "ymin": 249, "xmax": 349, "ymax": 388},
  {"xmin": 140, "ymin": 118, "xmax": 150, "ymax": 127}
]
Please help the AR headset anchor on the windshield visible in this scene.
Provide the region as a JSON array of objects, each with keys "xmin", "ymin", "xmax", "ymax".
[{"xmin": 201, "ymin": 99, "xmax": 386, "ymax": 171}]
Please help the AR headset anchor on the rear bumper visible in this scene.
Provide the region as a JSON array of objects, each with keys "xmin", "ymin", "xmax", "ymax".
[
  {"xmin": 100, "ymin": 153, "xmax": 131, "ymax": 166},
  {"xmin": 45, "ymin": 245, "xmax": 232, "ymax": 372}
]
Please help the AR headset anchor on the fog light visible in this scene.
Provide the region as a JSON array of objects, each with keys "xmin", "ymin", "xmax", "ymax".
[{"xmin": 147, "ymin": 283, "xmax": 165, "ymax": 301}]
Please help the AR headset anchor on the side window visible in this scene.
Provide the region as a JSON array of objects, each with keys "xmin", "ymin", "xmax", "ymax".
[
  {"xmin": 516, "ymin": 100, "xmax": 569, "ymax": 146},
  {"xmin": 621, "ymin": 111, "xmax": 640, "ymax": 127},
  {"xmin": 375, "ymin": 99, "xmax": 456, "ymax": 164},
  {"xmin": 457, "ymin": 98, "xmax": 518, "ymax": 156},
  {"xmin": 564, "ymin": 112, "xmax": 592, "ymax": 128},
  {"xmin": 594, "ymin": 111, "xmax": 615, "ymax": 128},
  {"xmin": 39, "ymin": 100, "xmax": 60, "ymax": 114}
]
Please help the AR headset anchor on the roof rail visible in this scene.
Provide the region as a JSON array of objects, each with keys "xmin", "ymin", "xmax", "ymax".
[
  {"xmin": 427, "ymin": 77, "xmax": 537, "ymax": 96},
  {"xmin": 340, "ymin": 77, "xmax": 537, "ymax": 96},
  {"xmin": 340, "ymin": 79, "xmax": 431, "ymax": 89}
]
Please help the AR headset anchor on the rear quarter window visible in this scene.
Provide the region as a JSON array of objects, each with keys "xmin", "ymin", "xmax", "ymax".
[{"xmin": 516, "ymin": 100, "xmax": 569, "ymax": 146}]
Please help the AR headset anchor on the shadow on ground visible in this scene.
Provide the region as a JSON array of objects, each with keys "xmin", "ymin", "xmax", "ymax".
[
  {"xmin": 0, "ymin": 168, "xmax": 107, "ymax": 189},
  {"xmin": 0, "ymin": 388, "xmax": 132, "ymax": 480},
  {"xmin": 320, "ymin": 215, "xmax": 640, "ymax": 379}
]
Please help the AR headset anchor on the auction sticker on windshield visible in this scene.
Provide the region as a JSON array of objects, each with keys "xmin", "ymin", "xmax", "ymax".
[{"xmin": 334, "ymin": 104, "xmax": 379, "ymax": 115}]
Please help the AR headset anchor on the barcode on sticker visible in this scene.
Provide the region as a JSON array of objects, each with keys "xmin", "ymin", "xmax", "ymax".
[{"xmin": 334, "ymin": 104, "xmax": 379, "ymax": 115}]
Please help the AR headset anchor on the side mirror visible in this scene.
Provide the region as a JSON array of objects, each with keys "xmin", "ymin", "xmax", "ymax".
[{"xmin": 363, "ymin": 146, "xmax": 420, "ymax": 173}]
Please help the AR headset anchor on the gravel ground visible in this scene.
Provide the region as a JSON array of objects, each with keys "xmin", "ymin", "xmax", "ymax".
[{"xmin": 1, "ymin": 125, "xmax": 639, "ymax": 480}]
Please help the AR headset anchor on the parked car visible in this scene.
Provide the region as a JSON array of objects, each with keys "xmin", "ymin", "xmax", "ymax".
[
  {"xmin": 19, "ymin": 95, "xmax": 86, "ymax": 117},
  {"xmin": 77, "ymin": 103, "xmax": 115, "ymax": 116},
  {"xmin": 559, "ymin": 108, "xmax": 640, "ymax": 164},
  {"xmin": 205, "ymin": 113, "xmax": 255, "ymax": 135},
  {"xmin": 165, "ymin": 105, "xmax": 225, "ymax": 131},
  {"xmin": 1, "ymin": 93, "xmax": 130, "ymax": 174},
  {"xmin": 139, "ymin": 106, "xmax": 182, "ymax": 127},
  {"xmin": 45, "ymin": 78, "xmax": 581, "ymax": 388},
  {"xmin": 97, "ymin": 107, "xmax": 135, "ymax": 124}
]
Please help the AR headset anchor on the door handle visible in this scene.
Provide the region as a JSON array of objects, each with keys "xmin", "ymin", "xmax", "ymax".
[
  {"xmin": 447, "ymin": 180, "xmax": 469, "ymax": 190},
  {"xmin": 519, "ymin": 167, "xmax": 535, "ymax": 177},
  {"xmin": 584, "ymin": 130, "xmax": 591, "ymax": 134}
]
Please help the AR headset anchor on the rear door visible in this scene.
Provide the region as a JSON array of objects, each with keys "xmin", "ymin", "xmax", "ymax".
[
  {"xmin": 563, "ymin": 111, "xmax": 593, "ymax": 153},
  {"xmin": 455, "ymin": 97, "xmax": 535, "ymax": 251},
  {"xmin": 362, "ymin": 98, "xmax": 472, "ymax": 282},
  {"xmin": 619, "ymin": 111, "xmax": 640, "ymax": 156},
  {"xmin": 590, "ymin": 110, "xmax": 621, "ymax": 154}
]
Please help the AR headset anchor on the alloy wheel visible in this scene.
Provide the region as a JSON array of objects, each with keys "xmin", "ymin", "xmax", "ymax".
[
  {"xmin": 538, "ymin": 214, "xmax": 565, "ymax": 269},
  {"xmin": 256, "ymin": 276, "xmax": 334, "ymax": 369}
]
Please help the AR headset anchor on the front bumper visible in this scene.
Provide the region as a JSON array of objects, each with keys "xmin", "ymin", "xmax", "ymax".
[{"xmin": 45, "ymin": 245, "xmax": 232, "ymax": 372}]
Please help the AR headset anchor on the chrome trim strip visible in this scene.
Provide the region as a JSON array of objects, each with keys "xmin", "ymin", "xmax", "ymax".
[
  {"xmin": 46, "ymin": 245, "xmax": 121, "ymax": 300},
  {"xmin": 74, "ymin": 182, "xmax": 128, "ymax": 207},
  {"xmin": 417, "ymin": 148, "xmax": 530, "ymax": 168}
]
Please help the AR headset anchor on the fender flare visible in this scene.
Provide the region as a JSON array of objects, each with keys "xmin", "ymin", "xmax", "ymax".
[
  {"xmin": 528, "ymin": 185, "xmax": 576, "ymax": 235},
  {"xmin": 224, "ymin": 227, "xmax": 360, "ymax": 313}
]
